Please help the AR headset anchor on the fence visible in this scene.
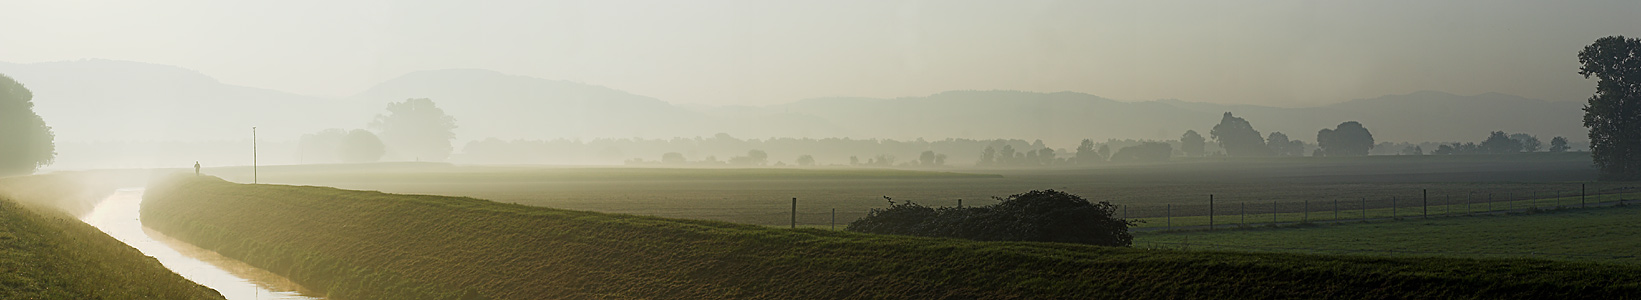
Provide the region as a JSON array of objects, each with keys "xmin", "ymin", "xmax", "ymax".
[
  {"xmin": 785, "ymin": 184, "xmax": 1639, "ymax": 232},
  {"xmin": 1120, "ymin": 184, "xmax": 1638, "ymax": 231}
]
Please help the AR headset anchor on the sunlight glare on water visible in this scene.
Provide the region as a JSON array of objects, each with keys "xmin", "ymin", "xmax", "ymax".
[{"xmin": 82, "ymin": 188, "xmax": 321, "ymax": 300}]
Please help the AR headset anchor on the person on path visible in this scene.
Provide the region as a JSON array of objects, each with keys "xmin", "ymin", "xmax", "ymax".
[{"xmin": 194, "ymin": 161, "xmax": 201, "ymax": 176}]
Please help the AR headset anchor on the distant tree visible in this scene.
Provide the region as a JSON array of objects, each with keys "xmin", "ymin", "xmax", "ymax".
[
  {"xmin": 849, "ymin": 156, "xmax": 860, "ymax": 165},
  {"xmin": 370, "ymin": 98, "xmax": 457, "ymax": 161},
  {"xmin": 0, "ymin": 74, "xmax": 54, "ymax": 176},
  {"xmin": 1508, "ymin": 133, "xmax": 1543, "ymax": 152},
  {"xmin": 1266, "ymin": 132, "xmax": 1306, "ymax": 156},
  {"xmin": 934, "ymin": 153, "xmax": 947, "ymax": 166},
  {"xmin": 999, "ymin": 145, "xmax": 1017, "ymax": 165},
  {"xmin": 978, "ymin": 146, "xmax": 997, "ymax": 166},
  {"xmin": 1180, "ymin": 130, "xmax": 1206, "ymax": 157},
  {"xmin": 662, "ymin": 152, "xmax": 687, "ymax": 164},
  {"xmin": 795, "ymin": 154, "xmax": 815, "ymax": 166},
  {"xmin": 1549, "ymin": 136, "xmax": 1571, "ymax": 153},
  {"xmin": 1109, "ymin": 142, "xmax": 1172, "ymax": 162},
  {"xmin": 1036, "ymin": 148, "xmax": 1056, "ymax": 165},
  {"xmin": 1400, "ymin": 145, "xmax": 1424, "ymax": 155},
  {"xmin": 1096, "ymin": 144, "xmax": 1111, "ymax": 161},
  {"xmin": 918, "ymin": 150, "xmax": 938, "ymax": 166},
  {"xmin": 1316, "ymin": 121, "xmax": 1374, "ymax": 156},
  {"xmin": 1579, "ymin": 36, "xmax": 1641, "ymax": 179},
  {"xmin": 729, "ymin": 150, "xmax": 769, "ymax": 166},
  {"xmin": 1210, "ymin": 112, "xmax": 1272, "ymax": 156},
  {"xmin": 1434, "ymin": 144, "xmax": 1456, "ymax": 155},
  {"xmin": 339, "ymin": 129, "xmax": 386, "ymax": 163},
  {"xmin": 1075, "ymin": 139, "xmax": 1102, "ymax": 164},
  {"xmin": 298, "ymin": 129, "xmax": 348, "ymax": 163},
  {"xmin": 1480, "ymin": 131, "xmax": 1523, "ymax": 154}
]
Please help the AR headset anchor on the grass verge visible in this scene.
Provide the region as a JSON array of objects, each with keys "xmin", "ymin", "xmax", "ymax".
[
  {"xmin": 0, "ymin": 173, "xmax": 223, "ymax": 299},
  {"xmin": 144, "ymin": 175, "xmax": 1641, "ymax": 299}
]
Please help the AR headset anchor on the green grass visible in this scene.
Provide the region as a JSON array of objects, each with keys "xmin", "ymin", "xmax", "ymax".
[
  {"xmin": 142, "ymin": 175, "xmax": 1641, "ymax": 299},
  {"xmin": 1135, "ymin": 204, "xmax": 1641, "ymax": 265},
  {"xmin": 0, "ymin": 174, "xmax": 223, "ymax": 299}
]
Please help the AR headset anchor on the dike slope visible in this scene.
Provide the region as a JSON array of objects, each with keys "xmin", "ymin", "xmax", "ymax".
[
  {"xmin": 143, "ymin": 176, "xmax": 1641, "ymax": 300},
  {"xmin": 0, "ymin": 173, "xmax": 223, "ymax": 299}
]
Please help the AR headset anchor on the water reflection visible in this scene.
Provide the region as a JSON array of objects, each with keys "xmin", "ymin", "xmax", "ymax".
[{"xmin": 82, "ymin": 188, "xmax": 321, "ymax": 300}]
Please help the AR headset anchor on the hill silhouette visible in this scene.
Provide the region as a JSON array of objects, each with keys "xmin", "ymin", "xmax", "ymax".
[{"xmin": 0, "ymin": 60, "xmax": 1588, "ymax": 156}]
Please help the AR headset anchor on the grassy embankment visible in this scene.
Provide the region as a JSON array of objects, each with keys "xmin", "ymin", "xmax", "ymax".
[
  {"xmin": 1135, "ymin": 204, "xmax": 1641, "ymax": 265},
  {"xmin": 0, "ymin": 172, "xmax": 223, "ymax": 299},
  {"xmin": 143, "ymin": 175, "xmax": 1641, "ymax": 299}
]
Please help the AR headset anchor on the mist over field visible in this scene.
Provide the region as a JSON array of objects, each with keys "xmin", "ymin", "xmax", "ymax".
[{"xmin": 5, "ymin": 1, "xmax": 1641, "ymax": 299}]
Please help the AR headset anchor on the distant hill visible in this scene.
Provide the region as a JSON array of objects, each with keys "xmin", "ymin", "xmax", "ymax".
[
  {"xmin": 0, "ymin": 60, "xmax": 354, "ymax": 142},
  {"xmin": 0, "ymin": 60, "xmax": 1588, "ymax": 155}
]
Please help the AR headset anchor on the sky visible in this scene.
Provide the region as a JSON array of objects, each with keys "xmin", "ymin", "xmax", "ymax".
[{"xmin": 2, "ymin": 0, "xmax": 1638, "ymax": 107}]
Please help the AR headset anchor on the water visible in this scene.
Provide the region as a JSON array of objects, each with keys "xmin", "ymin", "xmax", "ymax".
[{"xmin": 82, "ymin": 188, "xmax": 322, "ymax": 300}]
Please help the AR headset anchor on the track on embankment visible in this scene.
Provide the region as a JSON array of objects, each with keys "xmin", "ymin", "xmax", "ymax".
[
  {"xmin": 142, "ymin": 175, "xmax": 1641, "ymax": 300},
  {"xmin": 0, "ymin": 172, "xmax": 224, "ymax": 299}
]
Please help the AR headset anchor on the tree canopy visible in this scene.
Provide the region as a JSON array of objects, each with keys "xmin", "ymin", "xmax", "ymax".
[
  {"xmin": 1209, "ymin": 112, "xmax": 1271, "ymax": 157},
  {"xmin": 1180, "ymin": 130, "xmax": 1205, "ymax": 157},
  {"xmin": 370, "ymin": 98, "xmax": 458, "ymax": 161},
  {"xmin": 1579, "ymin": 36, "xmax": 1641, "ymax": 180},
  {"xmin": 0, "ymin": 74, "xmax": 55, "ymax": 176},
  {"xmin": 1316, "ymin": 121, "xmax": 1374, "ymax": 156},
  {"xmin": 340, "ymin": 129, "xmax": 386, "ymax": 163}
]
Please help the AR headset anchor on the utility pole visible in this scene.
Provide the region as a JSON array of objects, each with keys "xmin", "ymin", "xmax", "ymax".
[
  {"xmin": 1423, "ymin": 189, "xmax": 1428, "ymax": 218},
  {"xmin": 791, "ymin": 198, "xmax": 797, "ymax": 229},
  {"xmin": 252, "ymin": 126, "xmax": 258, "ymax": 184},
  {"xmin": 1208, "ymin": 194, "xmax": 1214, "ymax": 230}
]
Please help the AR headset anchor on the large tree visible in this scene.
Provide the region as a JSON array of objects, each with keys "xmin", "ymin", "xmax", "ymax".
[
  {"xmin": 1510, "ymin": 133, "xmax": 1543, "ymax": 152},
  {"xmin": 1209, "ymin": 112, "xmax": 1271, "ymax": 157},
  {"xmin": 370, "ymin": 98, "xmax": 458, "ymax": 161},
  {"xmin": 1480, "ymin": 131, "xmax": 1523, "ymax": 154},
  {"xmin": 1180, "ymin": 130, "xmax": 1206, "ymax": 157},
  {"xmin": 1549, "ymin": 136, "xmax": 1570, "ymax": 153},
  {"xmin": 1579, "ymin": 36, "xmax": 1641, "ymax": 180},
  {"xmin": 340, "ymin": 129, "xmax": 386, "ymax": 163},
  {"xmin": 1316, "ymin": 121, "xmax": 1374, "ymax": 156},
  {"xmin": 0, "ymin": 74, "xmax": 55, "ymax": 176}
]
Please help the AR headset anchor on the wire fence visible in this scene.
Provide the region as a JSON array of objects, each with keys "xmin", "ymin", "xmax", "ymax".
[
  {"xmin": 1138, "ymin": 241, "xmax": 1637, "ymax": 260},
  {"xmin": 1119, "ymin": 184, "xmax": 1638, "ymax": 231},
  {"xmin": 787, "ymin": 184, "xmax": 1638, "ymax": 232}
]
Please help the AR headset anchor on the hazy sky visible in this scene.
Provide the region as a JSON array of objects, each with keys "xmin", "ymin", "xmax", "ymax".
[{"xmin": 3, "ymin": 0, "xmax": 1638, "ymax": 107}]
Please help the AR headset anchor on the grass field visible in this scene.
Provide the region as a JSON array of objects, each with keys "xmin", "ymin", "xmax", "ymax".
[
  {"xmin": 199, "ymin": 153, "xmax": 1624, "ymax": 228},
  {"xmin": 1134, "ymin": 204, "xmax": 1641, "ymax": 265},
  {"xmin": 0, "ymin": 173, "xmax": 223, "ymax": 299},
  {"xmin": 142, "ymin": 175, "xmax": 1641, "ymax": 299}
]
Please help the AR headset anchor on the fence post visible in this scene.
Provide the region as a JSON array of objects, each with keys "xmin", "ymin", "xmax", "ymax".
[
  {"xmin": 957, "ymin": 199, "xmax": 962, "ymax": 208},
  {"xmin": 1123, "ymin": 205, "xmax": 1128, "ymax": 220},
  {"xmin": 1582, "ymin": 184, "xmax": 1587, "ymax": 208},
  {"xmin": 1209, "ymin": 194, "xmax": 1215, "ymax": 230},
  {"xmin": 1166, "ymin": 204, "xmax": 1172, "ymax": 230},
  {"xmin": 791, "ymin": 198, "xmax": 797, "ymax": 229},
  {"xmin": 1392, "ymin": 197, "xmax": 1397, "ymax": 218},
  {"xmin": 831, "ymin": 208, "xmax": 836, "ymax": 230},
  {"xmin": 1423, "ymin": 189, "xmax": 1428, "ymax": 219}
]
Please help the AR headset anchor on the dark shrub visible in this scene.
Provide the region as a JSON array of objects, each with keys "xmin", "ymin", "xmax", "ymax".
[{"xmin": 847, "ymin": 190, "xmax": 1133, "ymax": 247}]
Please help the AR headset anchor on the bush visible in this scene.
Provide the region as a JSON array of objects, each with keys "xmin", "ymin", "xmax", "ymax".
[{"xmin": 847, "ymin": 190, "xmax": 1133, "ymax": 246}]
